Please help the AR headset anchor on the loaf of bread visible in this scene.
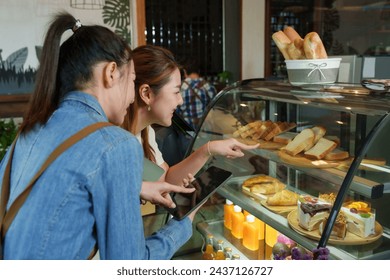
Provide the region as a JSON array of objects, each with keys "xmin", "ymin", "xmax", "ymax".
[
  {"xmin": 266, "ymin": 189, "xmax": 298, "ymax": 206},
  {"xmin": 283, "ymin": 26, "xmax": 302, "ymax": 42},
  {"xmin": 287, "ymin": 39, "xmax": 305, "ymax": 59},
  {"xmin": 271, "ymin": 31, "xmax": 291, "ymax": 60},
  {"xmin": 304, "ymin": 137, "xmax": 337, "ymax": 160},
  {"xmin": 303, "ymin": 32, "xmax": 328, "ymax": 59},
  {"xmin": 284, "ymin": 128, "xmax": 315, "ymax": 156}
]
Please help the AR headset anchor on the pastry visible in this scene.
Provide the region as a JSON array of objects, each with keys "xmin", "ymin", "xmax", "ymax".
[
  {"xmin": 250, "ymin": 181, "xmax": 285, "ymax": 195},
  {"xmin": 266, "ymin": 189, "xmax": 298, "ymax": 206},
  {"xmin": 242, "ymin": 175, "xmax": 285, "ymax": 195}
]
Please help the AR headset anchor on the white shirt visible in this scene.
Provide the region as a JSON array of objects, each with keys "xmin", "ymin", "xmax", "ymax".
[{"xmin": 136, "ymin": 126, "xmax": 165, "ymax": 166}]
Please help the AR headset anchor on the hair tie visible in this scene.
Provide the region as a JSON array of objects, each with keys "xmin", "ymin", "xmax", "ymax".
[{"xmin": 72, "ymin": 19, "xmax": 82, "ymax": 32}]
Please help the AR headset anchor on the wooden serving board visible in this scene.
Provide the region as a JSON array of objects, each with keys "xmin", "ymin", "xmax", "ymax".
[
  {"xmin": 260, "ymin": 200, "xmax": 296, "ymax": 216},
  {"xmin": 235, "ymin": 137, "xmax": 285, "ymax": 150},
  {"xmin": 278, "ymin": 150, "xmax": 350, "ymax": 169},
  {"xmin": 287, "ymin": 209, "xmax": 383, "ymax": 245}
]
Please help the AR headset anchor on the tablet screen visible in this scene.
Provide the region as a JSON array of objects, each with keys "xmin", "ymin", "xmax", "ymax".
[{"xmin": 167, "ymin": 166, "xmax": 232, "ymax": 220}]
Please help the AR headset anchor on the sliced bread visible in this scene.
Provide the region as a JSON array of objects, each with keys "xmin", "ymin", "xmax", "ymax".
[
  {"xmin": 304, "ymin": 126, "xmax": 326, "ymax": 151},
  {"xmin": 273, "ymin": 131, "xmax": 298, "ymax": 144},
  {"xmin": 324, "ymin": 148, "xmax": 349, "ymax": 161},
  {"xmin": 304, "ymin": 137, "xmax": 337, "ymax": 160},
  {"xmin": 284, "ymin": 128, "xmax": 315, "ymax": 156},
  {"xmin": 264, "ymin": 121, "xmax": 288, "ymax": 141}
]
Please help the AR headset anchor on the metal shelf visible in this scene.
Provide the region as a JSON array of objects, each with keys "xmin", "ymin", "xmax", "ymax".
[{"xmin": 216, "ymin": 176, "xmax": 390, "ymax": 260}]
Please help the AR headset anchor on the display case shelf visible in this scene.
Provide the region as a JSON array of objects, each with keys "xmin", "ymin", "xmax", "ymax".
[
  {"xmin": 216, "ymin": 177, "xmax": 390, "ymax": 260},
  {"xmin": 190, "ymin": 79, "xmax": 390, "ymax": 260}
]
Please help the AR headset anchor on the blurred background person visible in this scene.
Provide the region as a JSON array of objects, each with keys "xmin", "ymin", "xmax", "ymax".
[{"xmin": 176, "ymin": 58, "xmax": 217, "ymax": 130}]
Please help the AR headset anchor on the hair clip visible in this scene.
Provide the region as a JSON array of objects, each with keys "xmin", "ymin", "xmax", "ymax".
[{"xmin": 72, "ymin": 19, "xmax": 82, "ymax": 33}]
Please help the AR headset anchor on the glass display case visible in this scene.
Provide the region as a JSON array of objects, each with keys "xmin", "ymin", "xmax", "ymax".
[{"xmin": 190, "ymin": 79, "xmax": 390, "ymax": 260}]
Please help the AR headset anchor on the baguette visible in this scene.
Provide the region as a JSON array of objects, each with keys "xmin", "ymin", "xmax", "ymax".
[
  {"xmin": 283, "ymin": 26, "xmax": 302, "ymax": 42},
  {"xmin": 284, "ymin": 128, "xmax": 315, "ymax": 156},
  {"xmin": 287, "ymin": 39, "xmax": 306, "ymax": 59},
  {"xmin": 303, "ymin": 32, "xmax": 328, "ymax": 59},
  {"xmin": 272, "ymin": 31, "xmax": 291, "ymax": 60}
]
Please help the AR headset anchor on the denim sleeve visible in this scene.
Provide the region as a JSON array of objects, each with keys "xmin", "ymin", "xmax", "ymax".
[
  {"xmin": 144, "ymin": 216, "xmax": 193, "ymax": 259},
  {"xmin": 91, "ymin": 134, "xmax": 192, "ymax": 260}
]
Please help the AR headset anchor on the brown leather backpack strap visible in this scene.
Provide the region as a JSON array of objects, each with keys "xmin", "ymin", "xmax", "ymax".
[
  {"xmin": 0, "ymin": 136, "xmax": 18, "ymax": 259},
  {"xmin": 0, "ymin": 122, "xmax": 113, "ymax": 259}
]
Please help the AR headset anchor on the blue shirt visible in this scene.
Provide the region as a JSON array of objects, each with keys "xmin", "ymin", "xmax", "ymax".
[{"xmin": 0, "ymin": 91, "xmax": 192, "ymax": 260}]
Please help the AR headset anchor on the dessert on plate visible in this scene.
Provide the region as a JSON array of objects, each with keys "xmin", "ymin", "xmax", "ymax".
[{"xmin": 297, "ymin": 195, "xmax": 332, "ymax": 231}]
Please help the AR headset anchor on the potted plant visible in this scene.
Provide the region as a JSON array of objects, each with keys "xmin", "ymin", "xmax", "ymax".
[{"xmin": 0, "ymin": 119, "xmax": 18, "ymax": 161}]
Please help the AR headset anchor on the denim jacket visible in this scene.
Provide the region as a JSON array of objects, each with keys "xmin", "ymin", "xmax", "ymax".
[{"xmin": 0, "ymin": 91, "xmax": 192, "ymax": 260}]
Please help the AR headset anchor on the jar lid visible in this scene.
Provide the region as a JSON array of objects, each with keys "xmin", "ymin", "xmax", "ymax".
[{"xmin": 233, "ymin": 205, "xmax": 242, "ymax": 212}]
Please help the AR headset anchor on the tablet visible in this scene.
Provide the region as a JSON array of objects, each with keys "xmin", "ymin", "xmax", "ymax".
[{"xmin": 167, "ymin": 166, "xmax": 233, "ymax": 220}]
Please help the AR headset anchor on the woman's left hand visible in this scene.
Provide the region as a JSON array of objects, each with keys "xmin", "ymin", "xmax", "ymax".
[{"xmin": 207, "ymin": 138, "xmax": 259, "ymax": 159}]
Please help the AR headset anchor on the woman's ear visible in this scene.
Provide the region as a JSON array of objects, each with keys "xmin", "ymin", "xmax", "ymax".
[
  {"xmin": 103, "ymin": 62, "xmax": 118, "ymax": 88},
  {"xmin": 139, "ymin": 84, "xmax": 152, "ymax": 105}
]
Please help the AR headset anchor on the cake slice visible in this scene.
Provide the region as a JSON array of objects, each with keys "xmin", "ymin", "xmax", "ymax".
[
  {"xmin": 319, "ymin": 212, "xmax": 347, "ymax": 240},
  {"xmin": 341, "ymin": 201, "xmax": 375, "ymax": 238},
  {"xmin": 298, "ymin": 196, "xmax": 331, "ymax": 231}
]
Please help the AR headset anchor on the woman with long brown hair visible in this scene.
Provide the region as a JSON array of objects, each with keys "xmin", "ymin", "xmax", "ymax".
[{"xmin": 123, "ymin": 45, "xmax": 258, "ymax": 205}]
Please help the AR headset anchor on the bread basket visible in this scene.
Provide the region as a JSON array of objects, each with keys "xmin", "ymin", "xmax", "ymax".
[{"xmin": 285, "ymin": 58, "xmax": 342, "ymax": 86}]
